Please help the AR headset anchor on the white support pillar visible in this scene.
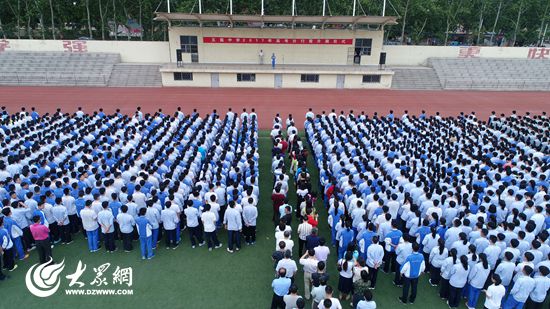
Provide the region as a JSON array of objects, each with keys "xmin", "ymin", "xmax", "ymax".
[
  {"xmin": 292, "ymin": 0, "xmax": 296, "ymax": 16},
  {"xmin": 230, "ymin": 0, "xmax": 233, "ymax": 15},
  {"xmin": 322, "ymin": 0, "xmax": 326, "ymax": 16},
  {"xmin": 167, "ymin": 0, "xmax": 171, "ymax": 13},
  {"xmin": 382, "ymin": 0, "xmax": 386, "ymax": 16},
  {"xmin": 199, "ymin": 0, "xmax": 202, "ymax": 14},
  {"xmin": 353, "ymin": 0, "xmax": 357, "ymax": 16},
  {"xmin": 261, "ymin": 0, "xmax": 264, "ymax": 15}
]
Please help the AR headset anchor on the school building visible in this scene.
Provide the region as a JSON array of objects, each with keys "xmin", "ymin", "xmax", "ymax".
[{"xmin": 155, "ymin": 13, "xmax": 398, "ymax": 89}]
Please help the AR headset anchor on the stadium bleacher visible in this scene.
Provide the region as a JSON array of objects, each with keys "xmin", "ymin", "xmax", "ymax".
[
  {"xmin": 429, "ymin": 58, "xmax": 550, "ymax": 91},
  {"xmin": 0, "ymin": 52, "xmax": 120, "ymax": 87}
]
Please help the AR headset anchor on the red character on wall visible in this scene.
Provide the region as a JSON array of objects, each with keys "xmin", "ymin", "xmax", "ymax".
[
  {"xmin": 527, "ymin": 48, "xmax": 550, "ymax": 59},
  {"xmin": 0, "ymin": 39, "xmax": 10, "ymax": 52}
]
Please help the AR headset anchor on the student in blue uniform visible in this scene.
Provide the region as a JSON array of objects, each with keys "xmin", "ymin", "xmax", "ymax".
[
  {"xmin": 338, "ymin": 220, "xmax": 354, "ymax": 259},
  {"xmin": 1, "ymin": 208, "xmax": 28, "ymax": 260},
  {"xmin": 398, "ymin": 242, "xmax": 425, "ymax": 304},
  {"xmin": 383, "ymin": 220, "xmax": 403, "ymax": 274},
  {"xmin": 0, "ymin": 216, "xmax": 16, "ymax": 271},
  {"xmin": 135, "ymin": 208, "xmax": 154, "ymax": 260}
]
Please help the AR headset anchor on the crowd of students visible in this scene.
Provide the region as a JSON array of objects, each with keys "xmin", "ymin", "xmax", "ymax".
[
  {"xmin": 270, "ymin": 112, "xmax": 377, "ymax": 309},
  {"xmin": 304, "ymin": 109, "xmax": 549, "ymax": 309},
  {"xmin": 0, "ymin": 106, "xmax": 259, "ymax": 281}
]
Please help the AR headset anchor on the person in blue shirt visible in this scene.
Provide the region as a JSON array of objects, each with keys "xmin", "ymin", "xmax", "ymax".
[
  {"xmin": 437, "ymin": 217, "xmax": 448, "ymax": 240},
  {"xmin": 109, "ymin": 193, "xmax": 122, "ymax": 239},
  {"xmin": 338, "ymin": 220, "xmax": 354, "ymax": 259},
  {"xmin": 415, "ymin": 219, "xmax": 431, "ymax": 253},
  {"xmin": 0, "ymin": 216, "xmax": 15, "ymax": 271},
  {"xmin": 30, "ymin": 107, "xmax": 39, "ymax": 120},
  {"xmin": 135, "ymin": 208, "xmax": 154, "ymax": 260},
  {"xmin": 383, "ymin": 220, "xmax": 403, "ymax": 273},
  {"xmin": 328, "ymin": 200, "xmax": 344, "ymax": 246},
  {"xmin": 399, "ymin": 242, "xmax": 425, "ymax": 304},
  {"xmin": 271, "ymin": 268, "xmax": 291, "ymax": 309},
  {"xmin": 1, "ymin": 208, "xmax": 28, "ymax": 261},
  {"xmin": 359, "ymin": 223, "xmax": 377, "ymax": 260},
  {"xmin": 387, "ymin": 110, "xmax": 394, "ymax": 121}
]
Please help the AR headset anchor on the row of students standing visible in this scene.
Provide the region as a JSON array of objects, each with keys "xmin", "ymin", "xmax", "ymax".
[{"xmin": 305, "ymin": 110, "xmax": 550, "ymax": 308}]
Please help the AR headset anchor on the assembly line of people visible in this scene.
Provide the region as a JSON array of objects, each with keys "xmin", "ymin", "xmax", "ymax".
[
  {"xmin": 304, "ymin": 109, "xmax": 549, "ymax": 309},
  {"xmin": 0, "ymin": 106, "xmax": 259, "ymax": 281}
]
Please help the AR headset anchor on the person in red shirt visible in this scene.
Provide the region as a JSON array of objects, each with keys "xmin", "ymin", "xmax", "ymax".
[
  {"xmin": 29, "ymin": 216, "xmax": 53, "ymax": 264},
  {"xmin": 306, "ymin": 208, "xmax": 319, "ymax": 228},
  {"xmin": 279, "ymin": 139, "xmax": 288, "ymax": 153},
  {"xmin": 271, "ymin": 186, "xmax": 286, "ymax": 224}
]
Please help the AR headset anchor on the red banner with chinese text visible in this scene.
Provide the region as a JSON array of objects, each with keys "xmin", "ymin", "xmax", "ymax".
[{"xmin": 203, "ymin": 37, "xmax": 353, "ymax": 45}]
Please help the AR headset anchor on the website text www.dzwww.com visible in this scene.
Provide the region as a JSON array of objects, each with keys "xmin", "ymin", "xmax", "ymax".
[{"xmin": 64, "ymin": 289, "xmax": 134, "ymax": 296}]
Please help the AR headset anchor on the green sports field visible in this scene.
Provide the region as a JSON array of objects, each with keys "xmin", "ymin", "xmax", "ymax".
[{"xmin": 0, "ymin": 131, "xmax": 506, "ymax": 308}]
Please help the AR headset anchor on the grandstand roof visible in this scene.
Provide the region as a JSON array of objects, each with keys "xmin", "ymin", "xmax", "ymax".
[{"xmin": 154, "ymin": 13, "xmax": 398, "ymax": 26}]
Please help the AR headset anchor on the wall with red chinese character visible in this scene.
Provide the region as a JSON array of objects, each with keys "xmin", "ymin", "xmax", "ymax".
[
  {"xmin": 1, "ymin": 39, "xmax": 169, "ymax": 63},
  {"xmin": 383, "ymin": 45, "xmax": 545, "ymax": 66},
  {"xmin": 168, "ymin": 27, "xmax": 384, "ymax": 66},
  {"xmin": 2, "ymin": 38, "xmax": 546, "ymax": 67}
]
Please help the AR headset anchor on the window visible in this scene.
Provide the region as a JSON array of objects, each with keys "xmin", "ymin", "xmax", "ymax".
[
  {"xmin": 237, "ymin": 73, "xmax": 256, "ymax": 82},
  {"xmin": 362, "ymin": 74, "xmax": 381, "ymax": 83},
  {"xmin": 174, "ymin": 72, "xmax": 193, "ymax": 81},
  {"xmin": 300, "ymin": 74, "xmax": 319, "ymax": 83},
  {"xmin": 355, "ymin": 38, "xmax": 372, "ymax": 56},
  {"xmin": 180, "ymin": 36, "xmax": 198, "ymax": 53}
]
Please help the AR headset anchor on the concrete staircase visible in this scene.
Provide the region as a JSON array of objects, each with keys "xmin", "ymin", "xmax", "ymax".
[
  {"xmin": 390, "ymin": 67, "xmax": 442, "ymax": 90},
  {"xmin": 108, "ymin": 64, "xmax": 162, "ymax": 87}
]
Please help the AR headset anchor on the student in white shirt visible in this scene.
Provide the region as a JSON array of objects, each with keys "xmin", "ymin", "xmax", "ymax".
[
  {"xmin": 483, "ymin": 274, "xmax": 506, "ymax": 309},
  {"xmin": 52, "ymin": 199, "xmax": 71, "ymax": 245},
  {"xmin": 185, "ymin": 200, "xmax": 204, "ymax": 248},
  {"xmin": 299, "ymin": 249, "xmax": 318, "ymax": 300},
  {"xmin": 116, "ymin": 205, "xmax": 135, "ymax": 252},
  {"xmin": 276, "ymin": 250, "xmax": 298, "ymax": 280},
  {"xmin": 201, "ymin": 204, "xmax": 222, "ymax": 251},
  {"xmin": 317, "ymin": 285, "xmax": 342, "ymax": 309},
  {"xmin": 314, "ymin": 238, "xmax": 331, "ymax": 263},
  {"xmin": 160, "ymin": 202, "xmax": 179, "ymax": 249},
  {"xmin": 356, "ymin": 290, "xmax": 377, "ymax": 309},
  {"xmin": 98, "ymin": 202, "xmax": 116, "ymax": 253},
  {"xmin": 80, "ymin": 200, "xmax": 99, "ymax": 252}
]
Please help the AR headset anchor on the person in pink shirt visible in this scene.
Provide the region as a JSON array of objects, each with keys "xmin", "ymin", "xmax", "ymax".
[{"xmin": 29, "ymin": 216, "xmax": 53, "ymax": 264}]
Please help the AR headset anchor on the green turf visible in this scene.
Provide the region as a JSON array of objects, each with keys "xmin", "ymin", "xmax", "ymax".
[{"xmin": 1, "ymin": 130, "xmax": 534, "ymax": 308}]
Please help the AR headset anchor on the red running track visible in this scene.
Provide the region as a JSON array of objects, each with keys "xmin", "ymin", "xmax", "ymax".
[{"xmin": 0, "ymin": 86, "xmax": 549, "ymax": 129}]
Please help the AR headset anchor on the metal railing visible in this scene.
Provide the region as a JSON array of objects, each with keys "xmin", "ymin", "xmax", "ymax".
[
  {"xmin": 0, "ymin": 71, "xmax": 108, "ymax": 86},
  {"xmin": 442, "ymin": 78, "xmax": 550, "ymax": 91}
]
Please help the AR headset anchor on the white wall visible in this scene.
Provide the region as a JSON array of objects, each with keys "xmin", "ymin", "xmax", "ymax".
[
  {"xmin": 160, "ymin": 71, "xmax": 393, "ymax": 89},
  {"xmin": 383, "ymin": 45, "xmax": 538, "ymax": 66},
  {"xmin": 3, "ymin": 39, "xmax": 170, "ymax": 63},
  {"xmin": 4, "ymin": 39, "xmax": 540, "ymax": 67}
]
